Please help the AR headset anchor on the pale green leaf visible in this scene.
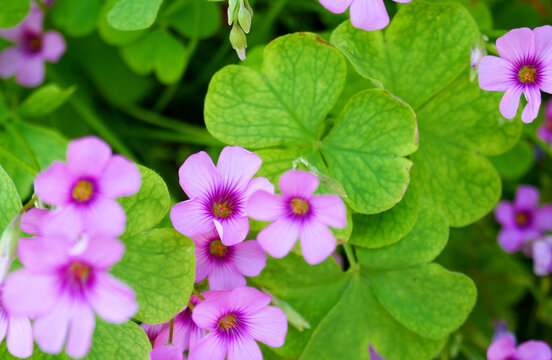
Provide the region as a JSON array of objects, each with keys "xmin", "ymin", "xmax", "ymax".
[
  {"xmin": 108, "ymin": 0, "xmax": 163, "ymax": 31},
  {"xmin": 18, "ymin": 84, "xmax": 75, "ymax": 118}
]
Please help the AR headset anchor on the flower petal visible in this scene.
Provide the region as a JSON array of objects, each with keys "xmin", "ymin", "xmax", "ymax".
[
  {"xmin": 257, "ymin": 219, "xmax": 300, "ymax": 259},
  {"xmin": 243, "ymin": 177, "xmax": 275, "ymax": 201},
  {"xmin": 217, "ymin": 146, "xmax": 262, "ymax": 192},
  {"xmin": 215, "ymin": 216, "xmax": 250, "ymax": 246},
  {"xmin": 533, "ymin": 25, "xmax": 552, "ymax": 64},
  {"xmin": 17, "ymin": 235, "xmax": 71, "ymax": 273},
  {"xmin": 310, "ymin": 194, "xmax": 346, "ymax": 228},
  {"xmin": 499, "ymin": 85, "xmax": 524, "ymax": 120},
  {"xmin": 15, "ymin": 56, "xmax": 45, "ymax": 87},
  {"xmin": 319, "ymin": 0, "xmax": 352, "ymax": 13},
  {"xmin": 178, "ymin": 151, "xmax": 220, "ymax": 199},
  {"xmin": 228, "ymin": 287, "xmax": 271, "ymax": 314},
  {"xmin": 150, "ymin": 345, "xmax": 184, "ymax": 360},
  {"xmin": 247, "ymin": 191, "xmax": 284, "ymax": 221},
  {"xmin": 41, "ymin": 31, "xmax": 66, "ymax": 63},
  {"xmin": 171, "ymin": 199, "xmax": 214, "ymax": 237},
  {"xmin": 41, "ymin": 206, "xmax": 83, "ymax": 240},
  {"xmin": 3, "ymin": 271, "xmax": 59, "ymax": 317},
  {"xmin": 83, "ymin": 198, "xmax": 126, "ymax": 237},
  {"xmin": 245, "ymin": 306, "xmax": 287, "ymax": 348},
  {"xmin": 350, "ymin": 0, "xmax": 390, "ymax": 31},
  {"xmin": 209, "ymin": 262, "xmax": 245, "ymax": 290},
  {"xmin": 497, "ymin": 229, "xmax": 524, "ymax": 253},
  {"xmin": 515, "ymin": 185, "xmax": 540, "ymax": 210},
  {"xmin": 20, "ymin": 208, "xmax": 49, "ymax": 236},
  {"xmin": 0, "ymin": 310, "xmax": 7, "ymax": 343},
  {"xmin": 231, "ymin": 240, "xmax": 267, "ymax": 277},
  {"xmin": 67, "ymin": 136, "xmax": 112, "ymax": 178},
  {"xmin": 188, "ymin": 333, "xmax": 227, "ymax": 360},
  {"xmin": 98, "ymin": 155, "xmax": 141, "ymax": 199},
  {"xmin": 515, "ymin": 340, "xmax": 552, "ymax": 360},
  {"xmin": 192, "ymin": 298, "xmax": 228, "ymax": 331},
  {"xmin": 535, "ymin": 205, "xmax": 552, "ymax": 232},
  {"xmin": 34, "ymin": 161, "xmax": 72, "ymax": 206},
  {"xmin": 141, "ymin": 322, "xmax": 168, "ymax": 344},
  {"xmin": 521, "ymin": 86, "xmax": 542, "ymax": 123},
  {"xmin": 87, "ymin": 274, "xmax": 137, "ymax": 323},
  {"xmin": 77, "ymin": 236, "xmax": 125, "ymax": 270},
  {"xmin": 0, "ymin": 48, "xmax": 21, "ymax": 78},
  {"xmin": 487, "ymin": 334, "xmax": 516, "ymax": 360},
  {"xmin": 278, "ymin": 170, "xmax": 319, "ymax": 198},
  {"xmin": 478, "ymin": 56, "xmax": 516, "ymax": 91},
  {"xmin": 539, "ymin": 65, "xmax": 552, "ymax": 94},
  {"xmin": 494, "ymin": 202, "xmax": 515, "ymax": 228},
  {"xmin": 66, "ymin": 302, "xmax": 95, "ymax": 359},
  {"xmin": 194, "ymin": 243, "xmax": 214, "ymax": 283},
  {"xmin": 6, "ymin": 315, "xmax": 33, "ymax": 358},
  {"xmin": 496, "ymin": 27, "xmax": 535, "ymax": 64},
  {"xmin": 33, "ymin": 295, "xmax": 71, "ymax": 355},
  {"xmin": 532, "ymin": 240, "xmax": 552, "ymax": 276},
  {"xmin": 228, "ymin": 337, "xmax": 262, "ymax": 360},
  {"xmin": 299, "ymin": 221, "xmax": 336, "ymax": 265}
]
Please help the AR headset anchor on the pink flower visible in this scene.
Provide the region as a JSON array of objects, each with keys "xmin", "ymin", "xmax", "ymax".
[
  {"xmin": 0, "ymin": 3, "xmax": 65, "ymax": 87},
  {"xmin": 248, "ymin": 170, "xmax": 346, "ymax": 265},
  {"xmin": 494, "ymin": 185, "xmax": 552, "ymax": 253},
  {"xmin": 537, "ymin": 99, "xmax": 552, "ymax": 146},
  {"xmin": 487, "ymin": 334, "xmax": 552, "ymax": 360},
  {"xmin": 479, "ymin": 26, "xmax": 552, "ymax": 123},
  {"xmin": 190, "ymin": 287, "xmax": 287, "ymax": 359},
  {"xmin": 34, "ymin": 136, "xmax": 141, "ymax": 237},
  {"xmin": 0, "ymin": 286, "xmax": 33, "ymax": 359},
  {"xmin": 170, "ymin": 146, "xmax": 273, "ymax": 246},
  {"xmin": 149, "ymin": 345, "xmax": 185, "ymax": 360},
  {"xmin": 369, "ymin": 345, "xmax": 386, "ymax": 360},
  {"xmin": 319, "ymin": 0, "xmax": 411, "ymax": 31},
  {"xmin": 3, "ymin": 234, "xmax": 137, "ymax": 358},
  {"xmin": 192, "ymin": 229, "xmax": 266, "ymax": 290},
  {"xmin": 532, "ymin": 236, "xmax": 552, "ymax": 276}
]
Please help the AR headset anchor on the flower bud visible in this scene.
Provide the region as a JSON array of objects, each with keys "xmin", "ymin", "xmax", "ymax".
[
  {"xmin": 229, "ymin": 24, "xmax": 247, "ymax": 61},
  {"xmin": 469, "ymin": 35, "xmax": 488, "ymax": 82},
  {"xmin": 238, "ymin": 3, "xmax": 252, "ymax": 34},
  {"xmin": 227, "ymin": 0, "xmax": 239, "ymax": 25}
]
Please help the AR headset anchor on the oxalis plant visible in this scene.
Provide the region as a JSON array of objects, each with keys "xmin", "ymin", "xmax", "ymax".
[{"xmin": 0, "ymin": 0, "xmax": 551, "ymax": 359}]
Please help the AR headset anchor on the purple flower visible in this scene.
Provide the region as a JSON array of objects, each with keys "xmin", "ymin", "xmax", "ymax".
[
  {"xmin": 19, "ymin": 208, "xmax": 49, "ymax": 237},
  {"xmin": 537, "ymin": 99, "xmax": 552, "ymax": 146},
  {"xmin": 318, "ymin": 0, "xmax": 411, "ymax": 31},
  {"xmin": 495, "ymin": 185, "xmax": 552, "ymax": 253},
  {"xmin": 479, "ymin": 26, "xmax": 552, "ymax": 123},
  {"xmin": 189, "ymin": 287, "xmax": 287, "ymax": 359},
  {"xmin": 0, "ymin": 3, "xmax": 65, "ymax": 87},
  {"xmin": 192, "ymin": 229, "xmax": 266, "ymax": 290},
  {"xmin": 34, "ymin": 136, "xmax": 141, "ymax": 237},
  {"xmin": 532, "ymin": 236, "xmax": 552, "ymax": 276},
  {"xmin": 247, "ymin": 170, "xmax": 346, "ymax": 265},
  {"xmin": 149, "ymin": 345, "xmax": 185, "ymax": 360},
  {"xmin": 0, "ymin": 286, "xmax": 33, "ymax": 359},
  {"xmin": 487, "ymin": 334, "xmax": 552, "ymax": 360},
  {"xmin": 170, "ymin": 146, "xmax": 273, "ymax": 246},
  {"xmin": 369, "ymin": 345, "xmax": 386, "ymax": 360},
  {"xmin": 3, "ymin": 234, "xmax": 137, "ymax": 358},
  {"xmin": 141, "ymin": 322, "xmax": 167, "ymax": 344}
]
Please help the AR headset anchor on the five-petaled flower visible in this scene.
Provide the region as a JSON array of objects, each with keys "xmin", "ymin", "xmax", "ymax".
[
  {"xmin": 479, "ymin": 26, "xmax": 552, "ymax": 123},
  {"xmin": 0, "ymin": 3, "xmax": 65, "ymax": 87},
  {"xmin": 170, "ymin": 146, "xmax": 273, "ymax": 246},
  {"xmin": 248, "ymin": 170, "xmax": 346, "ymax": 265},
  {"xmin": 319, "ymin": 0, "xmax": 411, "ymax": 31}
]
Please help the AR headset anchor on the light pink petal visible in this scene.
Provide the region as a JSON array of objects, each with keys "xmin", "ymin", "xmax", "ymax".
[
  {"xmin": 228, "ymin": 337, "xmax": 262, "ymax": 360},
  {"xmin": 487, "ymin": 334, "xmax": 516, "ymax": 360},
  {"xmin": 83, "ymin": 198, "xmax": 126, "ymax": 237},
  {"xmin": 150, "ymin": 345, "xmax": 184, "ymax": 360},
  {"xmin": 188, "ymin": 333, "xmax": 227, "ymax": 360},
  {"xmin": 498, "ymin": 229, "xmax": 524, "ymax": 253},
  {"xmin": 22, "ymin": 3, "xmax": 44, "ymax": 34},
  {"xmin": 98, "ymin": 155, "xmax": 141, "ymax": 199},
  {"xmin": 515, "ymin": 185, "xmax": 540, "ymax": 210},
  {"xmin": 188, "ymin": 322, "xmax": 205, "ymax": 350},
  {"xmin": 178, "ymin": 151, "xmax": 220, "ymax": 199},
  {"xmin": 369, "ymin": 345, "xmax": 386, "ymax": 360},
  {"xmin": 533, "ymin": 240, "xmax": 552, "ymax": 276},
  {"xmin": 478, "ymin": 56, "xmax": 516, "ymax": 91},
  {"xmin": 499, "ymin": 85, "xmax": 524, "ymax": 120},
  {"xmin": 34, "ymin": 161, "xmax": 72, "ymax": 206},
  {"xmin": 33, "ymin": 295, "xmax": 71, "ymax": 355},
  {"xmin": 299, "ymin": 221, "xmax": 336, "ymax": 265},
  {"xmin": 66, "ymin": 302, "xmax": 95, "ymax": 359},
  {"xmin": 350, "ymin": 0, "xmax": 389, "ymax": 31},
  {"xmin": 319, "ymin": 0, "xmax": 352, "ymax": 13},
  {"xmin": 214, "ymin": 216, "xmax": 250, "ymax": 246},
  {"xmin": 3, "ymin": 271, "xmax": 59, "ymax": 317},
  {"xmin": 515, "ymin": 340, "xmax": 552, "ymax": 360},
  {"xmin": 496, "ymin": 27, "xmax": 535, "ymax": 64},
  {"xmin": 41, "ymin": 206, "xmax": 83, "ymax": 240},
  {"xmin": 231, "ymin": 240, "xmax": 267, "ymax": 277},
  {"xmin": 0, "ymin": 48, "xmax": 22, "ymax": 78},
  {"xmin": 495, "ymin": 201, "xmax": 515, "ymax": 228},
  {"xmin": 522, "ymin": 86, "xmax": 542, "ymax": 123},
  {"xmin": 243, "ymin": 177, "xmax": 275, "ymax": 201},
  {"xmin": 87, "ymin": 274, "xmax": 137, "ymax": 323},
  {"xmin": 278, "ymin": 170, "xmax": 319, "ymax": 198},
  {"xmin": 20, "ymin": 208, "xmax": 49, "ymax": 235},
  {"xmin": 141, "ymin": 322, "xmax": 168, "ymax": 343},
  {"xmin": 6, "ymin": 315, "xmax": 33, "ymax": 358},
  {"xmin": 171, "ymin": 199, "xmax": 214, "ymax": 237},
  {"xmin": 310, "ymin": 194, "xmax": 346, "ymax": 228},
  {"xmin": 0, "ymin": 28, "xmax": 23, "ymax": 44},
  {"xmin": 17, "ymin": 235, "xmax": 71, "ymax": 272},
  {"xmin": 535, "ymin": 205, "xmax": 552, "ymax": 231},
  {"xmin": 246, "ymin": 306, "xmax": 287, "ymax": 347},
  {"xmin": 67, "ymin": 137, "xmax": 112, "ymax": 178},
  {"xmin": 217, "ymin": 146, "xmax": 262, "ymax": 191},
  {"xmin": 247, "ymin": 191, "xmax": 284, "ymax": 221},
  {"xmin": 15, "ymin": 56, "xmax": 45, "ymax": 87},
  {"xmin": 154, "ymin": 316, "xmax": 193, "ymax": 351},
  {"xmin": 194, "ymin": 244, "xmax": 214, "ymax": 283},
  {"xmin": 192, "ymin": 298, "xmax": 228, "ymax": 331},
  {"xmin": 78, "ymin": 236, "xmax": 125, "ymax": 270},
  {"xmin": 533, "ymin": 25, "xmax": 552, "ymax": 64},
  {"xmin": 0, "ymin": 311, "xmax": 7, "ymax": 343},
  {"xmin": 228, "ymin": 287, "xmax": 271, "ymax": 314},
  {"xmin": 209, "ymin": 262, "xmax": 245, "ymax": 290},
  {"xmin": 41, "ymin": 31, "xmax": 65, "ymax": 62},
  {"xmin": 539, "ymin": 66, "xmax": 552, "ymax": 94},
  {"xmin": 257, "ymin": 219, "xmax": 300, "ymax": 259}
]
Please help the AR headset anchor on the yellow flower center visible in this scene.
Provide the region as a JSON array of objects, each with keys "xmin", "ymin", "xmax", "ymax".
[
  {"xmin": 518, "ymin": 66, "xmax": 536, "ymax": 83},
  {"xmin": 72, "ymin": 180, "xmax": 94, "ymax": 202},
  {"xmin": 291, "ymin": 198, "xmax": 309, "ymax": 215},
  {"xmin": 209, "ymin": 240, "xmax": 228, "ymax": 258},
  {"xmin": 213, "ymin": 201, "xmax": 233, "ymax": 218},
  {"xmin": 515, "ymin": 212, "xmax": 529, "ymax": 226},
  {"xmin": 218, "ymin": 314, "xmax": 237, "ymax": 330},
  {"xmin": 69, "ymin": 262, "xmax": 91, "ymax": 283}
]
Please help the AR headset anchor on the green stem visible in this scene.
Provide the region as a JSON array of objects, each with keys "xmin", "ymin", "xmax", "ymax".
[
  {"xmin": 193, "ymin": 288, "xmax": 206, "ymax": 301},
  {"xmin": 342, "ymin": 243, "xmax": 357, "ymax": 268},
  {"xmin": 0, "ymin": 143, "xmax": 39, "ymax": 176},
  {"xmin": 528, "ymin": 131, "xmax": 552, "ymax": 157}
]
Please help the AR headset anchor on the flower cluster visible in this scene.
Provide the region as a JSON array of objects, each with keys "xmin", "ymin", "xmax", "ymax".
[
  {"xmin": 0, "ymin": 2, "xmax": 65, "ymax": 87},
  {"xmin": 0, "ymin": 136, "xmax": 141, "ymax": 358},
  {"xmin": 142, "ymin": 146, "xmax": 346, "ymax": 359},
  {"xmin": 495, "ymin": 185, "xmax": 552, "ymax": 275}
]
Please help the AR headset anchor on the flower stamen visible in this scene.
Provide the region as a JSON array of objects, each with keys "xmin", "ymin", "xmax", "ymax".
[
  {"xmin": 68, "ymin": 262, "xmax": 92, "ymax": 285},
  {"xmin": 213, "ymin": 201, "xmax": 233, "ymax": 218},
  {"xmin": 218, "ymin": 314, "xmax": 237, "ymax": 330},
  {"xmin": 290, "ymin": 198, "xmax": 309, "ymax": 215},
  {"xmin": 518, "ymin": 66, "xmax": 536, "ymax": 83},
  {"xmin": 72, "ymin": 180, "xmax": 94, "ymax": 202},
  {"xmin": 209, "ymin": 240, "xmax": 228, "ymax": 258}
]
